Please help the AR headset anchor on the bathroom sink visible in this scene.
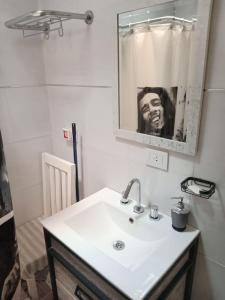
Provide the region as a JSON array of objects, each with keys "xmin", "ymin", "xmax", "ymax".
[
  {"xmin": 41, "ymin": 187, "xmax": 199, "ymax": 300},
  {"xmin": 65, "ymin": 201, "xmax": 167, "ymax": 270}
]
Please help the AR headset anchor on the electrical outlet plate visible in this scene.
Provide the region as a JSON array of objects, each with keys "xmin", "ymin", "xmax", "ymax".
[
  {"xmin": 146, "ymin": 148, "xmax": 168, "ymax": 171},
  {"xmin": 63, "ymin": 128, "xmax": 72, "ymax": 141}
]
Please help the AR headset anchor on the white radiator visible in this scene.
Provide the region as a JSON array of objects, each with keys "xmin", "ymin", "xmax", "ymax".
[{"xmin": 42, "ymin": 152, "xmax": 76, "ymax": 217}]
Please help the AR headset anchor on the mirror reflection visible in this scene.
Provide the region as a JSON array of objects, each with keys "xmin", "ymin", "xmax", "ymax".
[{"xmin": 118, "ymin": 0, "xmax": 197, "ymax": 142}]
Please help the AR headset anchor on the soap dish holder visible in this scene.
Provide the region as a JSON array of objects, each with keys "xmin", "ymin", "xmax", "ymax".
[{"xmin": 180, "ymin": 177, "xmax": 216, "ymax": 199}]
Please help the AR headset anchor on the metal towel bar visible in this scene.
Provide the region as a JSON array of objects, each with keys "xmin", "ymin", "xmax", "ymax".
[{"xmin": 5, "ymin": 10, "xmax": 94, "ymax": 39}]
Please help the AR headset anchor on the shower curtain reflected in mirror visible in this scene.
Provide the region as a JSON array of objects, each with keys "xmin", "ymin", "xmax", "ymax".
[
  {"xmin": 0, "ymin": 130, "xmax": 20, "ymax": 300},
  {"xmin": 119, "ymin": 22, "xmax": 194, "ymax": 142}
]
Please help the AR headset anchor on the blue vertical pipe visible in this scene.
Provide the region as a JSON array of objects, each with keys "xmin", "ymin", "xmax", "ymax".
[{"xmin": 72, "ymin": 123, "xmax": 80, "ymax": 202}]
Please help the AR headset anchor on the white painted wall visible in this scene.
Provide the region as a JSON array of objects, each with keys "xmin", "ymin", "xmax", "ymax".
[{"xmin": 0, "ymin": 0, "xmax": 52, "ymax": 226}]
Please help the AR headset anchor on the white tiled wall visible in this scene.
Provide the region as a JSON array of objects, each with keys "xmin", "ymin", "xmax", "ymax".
[
  {"xmin": 0, "ymin": 0, "xmax": 45, "ymax": 86},
  {"xmin": 0, "ymin": 0, "xmax": 52, "ymax": 226},
  {"xmin": 0, "ymin": 87, "xmax": 52, "ymax": 226},
  {"xmin": 205, "ymin": 0, "xmax": 225, "ymax": 89}
]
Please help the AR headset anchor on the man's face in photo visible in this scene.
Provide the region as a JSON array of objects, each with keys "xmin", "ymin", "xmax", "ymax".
[{"xmin": 139, "ymin": 92, "xmax": 165, "ymax": 130}]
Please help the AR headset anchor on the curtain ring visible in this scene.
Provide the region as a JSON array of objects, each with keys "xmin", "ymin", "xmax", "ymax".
[
  {"xmin": 148, "ymin": 18, "xmax": 151, "ymax": 30},
  {"xmin": 128, "ymin": 22, "xmax": 133, "ymax": 34},
  {"xmin": 182, "ymin": 18, "xmax": 185, "ymax": 31},
  {"xmin": 128, "ymin": 22, "xmax": 131, "ymax": 32}
]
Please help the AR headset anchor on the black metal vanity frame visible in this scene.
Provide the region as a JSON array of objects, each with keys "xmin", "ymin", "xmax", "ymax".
[{"xmin": 44, "ymin": 228, "xmax": 199, "ymax": 300}]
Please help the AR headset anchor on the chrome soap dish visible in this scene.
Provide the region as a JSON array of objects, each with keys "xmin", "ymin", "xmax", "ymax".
[
  {"xmin": 181, "ymin": 177, "xmax": 216, "ymax": 199},
  {"xmin": 5, "ymin": 10, "xmax": 94, "ymax": 39}
]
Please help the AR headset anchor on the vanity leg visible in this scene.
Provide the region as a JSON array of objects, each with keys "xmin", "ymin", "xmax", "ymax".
[
  {"xmin": 44, "ymin": 229, "xmax": 58, "ymax": 300},
  {"xmin": 184, "ymin": 238, "xmax": 199, "ymax": 300}
]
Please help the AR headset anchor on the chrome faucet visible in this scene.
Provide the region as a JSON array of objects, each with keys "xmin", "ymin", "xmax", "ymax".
[{"xmin": 121, "ymin": 178, "xmax": 144, "ymax": 214}]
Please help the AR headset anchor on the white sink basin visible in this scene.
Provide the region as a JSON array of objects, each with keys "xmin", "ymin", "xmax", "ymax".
[
  {"xmin": 41, "ymin": 188, "xmax": 199, "ymax": 300},
  {"xmin": 65, "ymin": 201, "xmax": 167, "ymax": 271}
]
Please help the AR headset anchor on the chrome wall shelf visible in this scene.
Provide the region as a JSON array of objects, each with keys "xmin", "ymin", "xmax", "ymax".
[
  {"xmin": 5, "ymin": 10, "xmax": 94, "ymax": 39},
  {"xmin": 181, "ymin": 177, "xmax": 216, "ymax": 199}
]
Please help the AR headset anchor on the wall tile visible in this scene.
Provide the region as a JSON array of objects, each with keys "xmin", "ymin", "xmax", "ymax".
[
  {"xmin": 189, "ymin": 187, "xmax": 225, "ymax": 266},
  {"xmin": 194, "ymin": 92, "xmax": 225, "ymax": 184},
  {"xmin": 0, "ymin": 30, "xmax": 45, "ymax": 86},
  {"xmin": 0, "ymin": 0, "xmax": 38, "ymax": 21},
  {"xmin": 4, "ymin": 136, "xmax": 52, "ymax": 191},
  {"xmin": 82, "ymin": 144, "xmax": 134, "ymax": 198},
  {"xmin": 1, "ymin": 87, "xmax": 51, "ymax": 143},
  {"xmin": 12, "ymin": 184, "xmax": 44, "ymax": 226},
  {"xmin": 192, "ymin": 253, "xmax": 225, "ymax": 300},
  {"xmin": 0, "ymin": 0, "xmax": 45, "ymax": 86},
  {"xmin": 47, "ymin": 86, "xmax": 121, "ymax": 155},
  {"xmin": 188, "ymin": 92, "xmax": 225, "ymax": 266},
  {"xmin": 205, "ymin": 0, "xmax": 225, "ymax": 89}
]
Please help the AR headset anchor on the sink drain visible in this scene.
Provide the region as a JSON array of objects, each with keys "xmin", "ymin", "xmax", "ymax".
[{"xmin": 113, "ymin": 240, "xmax": 125, "ymax": 251}]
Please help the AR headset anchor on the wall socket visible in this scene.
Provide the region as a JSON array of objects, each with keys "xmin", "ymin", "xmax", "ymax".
[{"xmin": 146, "ymin": 148, "xmax": 168, "ymax": 171}]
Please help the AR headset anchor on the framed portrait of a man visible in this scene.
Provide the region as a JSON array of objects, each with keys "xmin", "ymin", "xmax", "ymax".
[{"xmin": 137, "ymin": 86, "xmax": 187, "ymax": 142}]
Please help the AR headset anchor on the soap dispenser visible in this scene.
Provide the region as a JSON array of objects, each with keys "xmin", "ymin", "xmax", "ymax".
[{"xmin": 171, "ymin": 197, "xmax": 190, "ymax": 232}]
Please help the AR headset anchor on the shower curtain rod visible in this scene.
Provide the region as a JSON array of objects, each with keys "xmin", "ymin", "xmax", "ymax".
[{"xmin": 119, "ymin": 16, "xmax": 196, "ymax": 29}]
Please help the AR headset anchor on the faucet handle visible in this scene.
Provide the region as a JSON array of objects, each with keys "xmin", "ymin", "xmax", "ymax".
[{"xmin": 149, "ymin": 205, "xmax": 159, "ymax": 219}]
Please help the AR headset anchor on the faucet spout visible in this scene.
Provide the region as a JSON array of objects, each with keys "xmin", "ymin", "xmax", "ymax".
[
  {"xmin": 123, "ymin": 178, "xmax": 139, "ymax": 200},
  {"xmin": 121, "ymin": 178, "xmax": 144, "ymax": 214}
]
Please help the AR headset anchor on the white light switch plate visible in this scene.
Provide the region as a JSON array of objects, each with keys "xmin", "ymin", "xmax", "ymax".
[{"xmin": 146, "ymin": 148, "xmax": 168, "ymax": 171}]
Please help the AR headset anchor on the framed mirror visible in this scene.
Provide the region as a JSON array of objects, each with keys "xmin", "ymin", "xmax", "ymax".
[{"xmin": 115, "ymin": 0, "xmax": 213, "ymax": 155}]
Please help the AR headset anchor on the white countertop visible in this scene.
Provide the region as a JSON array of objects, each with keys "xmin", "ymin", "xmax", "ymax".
[{"xmin": 41, "ymin": 188, "xmax": 199, "ymax": 300}]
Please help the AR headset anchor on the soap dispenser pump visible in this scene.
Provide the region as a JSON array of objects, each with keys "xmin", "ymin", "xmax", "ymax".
[{"xmin": 171, "ymin": 197, "xmax": 190, "ymax": 232}]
